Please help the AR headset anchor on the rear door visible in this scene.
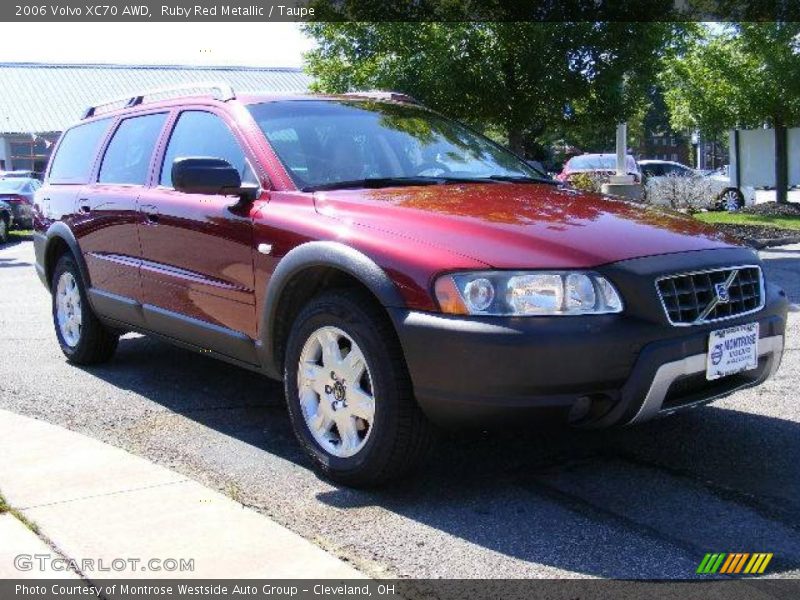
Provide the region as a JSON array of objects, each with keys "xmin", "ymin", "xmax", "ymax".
[
  {"xmin": 36, "ymin": 118, "xmax": 112, "ymax": 277},
  {"xmin": 136, "ymin": 109, "xmax": 259, "ymax": 360},
  {"xmin": 78, "ymin": 112, "xmax": 169, "ymax": 302}
]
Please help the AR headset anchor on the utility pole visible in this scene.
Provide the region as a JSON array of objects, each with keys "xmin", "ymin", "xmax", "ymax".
[
  {"xmin": 615, "ymin": 122, "xmax": 627, "ymax": 177},
  {"xmin": 691, "ymin": 130, "xmax": 702, "ymax": 170},
  {"xmin": 601, "ymin": 122, "xmax": 642, "ymax": 201}
]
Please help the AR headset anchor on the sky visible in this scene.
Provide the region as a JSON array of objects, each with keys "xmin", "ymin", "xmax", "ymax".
[{"xmin": 0, "ymin": 23, "xmax": 316, "ymax": 67}]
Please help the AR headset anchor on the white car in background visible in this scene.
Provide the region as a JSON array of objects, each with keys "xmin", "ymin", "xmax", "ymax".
[
  {"xmin": 639, "ymin": 160, "xmax": 745, "ymax": 211},
  {"xmin": 703, "ymin": 165, "xmax": 746, "ymax": 210}
]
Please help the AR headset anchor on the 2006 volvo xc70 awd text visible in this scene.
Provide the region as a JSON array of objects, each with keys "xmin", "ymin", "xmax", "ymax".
[{"xmin": 32, "ymin": 85, "xmax": 788, "ymax": 486}]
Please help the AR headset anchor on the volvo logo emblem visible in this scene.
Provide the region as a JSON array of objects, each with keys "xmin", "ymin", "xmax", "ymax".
[
  {"xmin": 694, "ymin": 269, "xmax": 739, "ymax": 324},
  {"xmin": 325, "ymin": 372, "xmax": 348, "ymax": 409},
  {"xmin": 714, "ymin": 282, "xmax": 731, "ymax": 303}
]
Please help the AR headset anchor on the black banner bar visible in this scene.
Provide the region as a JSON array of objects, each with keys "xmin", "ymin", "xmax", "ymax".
[
  {"xmin": 2, "ymin": 579, "xmax": 799, "ymax": 600},
  {"xmin": 3, "ymin": 0, "xmax": 800, "ymax": 22}
]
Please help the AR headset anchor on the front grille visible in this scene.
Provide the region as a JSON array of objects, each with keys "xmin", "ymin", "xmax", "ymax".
[{"xmin": 657, "ymin": 266, "xmax": 763, "ymax": 325}]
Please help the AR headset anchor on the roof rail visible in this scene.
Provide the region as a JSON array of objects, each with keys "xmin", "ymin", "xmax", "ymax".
[
  {"xmin": 82, "ymin": 82, "xmax": 235, "ymax": 119},
  {"xmin": 342, "ymin": 90, "xmax": 419, "ymax": 105}
]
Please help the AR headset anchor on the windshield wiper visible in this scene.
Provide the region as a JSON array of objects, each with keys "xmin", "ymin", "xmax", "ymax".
[
  {"xmin": 302, "ymin": 174, "xmax": 551, "ymax": 192},
  {"xmin": 302, "ymin": 177, "xmax": 450, "ymax": 192},
  {"xmin": 485, "ymin": 175, "xmax": 558, "ymax": 185}
]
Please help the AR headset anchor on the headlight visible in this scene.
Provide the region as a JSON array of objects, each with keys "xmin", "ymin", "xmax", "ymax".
[{"xmin": 434, "ymin": 271, "xmax": 623, "ymax": 316}]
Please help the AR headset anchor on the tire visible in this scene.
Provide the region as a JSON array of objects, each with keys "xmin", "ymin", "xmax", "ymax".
[
  {"xmin": 718, "ymin": 189, "xmax": 744, "ymax": 212},
  {"xmin": 51, "ymin": 254, "xmax": 119, "ymax": 364},
  {"xmin": 284, "ymin": 289, "xmax": 433, "ymax": 487},
  {"xmin": 0, "ymin": 215, "xmax": 8, "ymax": 243}
]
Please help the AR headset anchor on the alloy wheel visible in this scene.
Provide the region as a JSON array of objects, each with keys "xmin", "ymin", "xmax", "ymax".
[
  {"xmin": 297, "ymin": 326, "xmax": 376, "ymax": 458},
  {"xmin": 56, "ymin": 271, "xmax": 82, "ymax": 347},
  {"xmin": 721, "ymin": 190, "xmax": 741, "ymax": 212}
]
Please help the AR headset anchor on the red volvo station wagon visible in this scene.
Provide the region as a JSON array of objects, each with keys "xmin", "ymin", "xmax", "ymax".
[{"xmin": 33, "ymin": 85, "xmax": 787, "ymax": 486}]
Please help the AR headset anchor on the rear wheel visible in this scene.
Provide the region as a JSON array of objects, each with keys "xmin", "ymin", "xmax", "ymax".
[
  {"xmin": 718, "ymin": 189, "xmax": 744, "ymax": 211},
  {"xmin": 284, "ymin": 289, "xmax": 433, "ymax": 487},
  {"xmin": 51, "ymin": 254, "xmax": 118, "ymax": 364}
]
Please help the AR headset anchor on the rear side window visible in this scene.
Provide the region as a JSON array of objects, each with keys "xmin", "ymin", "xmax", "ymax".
[
  {"xmin": 99, "ymin": 113, "xmax": 168, "ymax": 185},
  {"xmin": 160, "ymin": 111, "xmax": 254, "ymax": 188},
  {"xmin": 48, "ymin": 119, "xmax": 111, "ymax": 184}
]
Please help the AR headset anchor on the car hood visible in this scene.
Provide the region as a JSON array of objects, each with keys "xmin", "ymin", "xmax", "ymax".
[{"xmin": 313, "ymin": 183, "xmax": 738, "ymax": 269}]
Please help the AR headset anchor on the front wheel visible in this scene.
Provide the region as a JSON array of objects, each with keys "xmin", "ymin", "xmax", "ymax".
[
  {"xmin": 284, "ymin": 289, "xmax": 433, "ymax": 487},
  {"xmin": 51, "ymin": 254, "xmax": 119, "ymax": 364}
]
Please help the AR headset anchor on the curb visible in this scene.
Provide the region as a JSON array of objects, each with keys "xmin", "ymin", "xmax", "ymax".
[
  {"xmin": 0, "ymin": 409, "xmax": 366, "ymax": 580},
  {"xmin": 745, "ymin": 236, "xmax": 800, "ymax": 249}
]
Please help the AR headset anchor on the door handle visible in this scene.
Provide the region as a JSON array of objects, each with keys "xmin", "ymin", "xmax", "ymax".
[{"xmin": 78, "ymin": 199, "xmax": 91, "ymax": 214}]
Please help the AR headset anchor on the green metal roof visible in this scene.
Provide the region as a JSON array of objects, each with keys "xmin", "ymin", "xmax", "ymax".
[{"xmin": 0, "ymin": 62, "xmax": 311, "ymax": 134}]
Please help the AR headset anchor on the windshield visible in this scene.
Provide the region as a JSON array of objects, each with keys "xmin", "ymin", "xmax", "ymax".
[
  {"xmin": 248, "ymin": 100, "xmax": 547, "ymax": 190},
  {"xmin": 0, "ymin": 179, "xmax": 26, "ymax": 193}
]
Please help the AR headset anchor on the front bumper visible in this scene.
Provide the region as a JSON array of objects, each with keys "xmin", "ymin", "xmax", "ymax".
[{"xmin": 390, "ymin": 250, "xmax": 788, "ymax": 428}]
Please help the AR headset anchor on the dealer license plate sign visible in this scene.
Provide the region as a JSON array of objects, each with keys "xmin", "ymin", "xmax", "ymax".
[{"xmin": 706, "ymin": 323, "xmax": 759, "ymax": 381}]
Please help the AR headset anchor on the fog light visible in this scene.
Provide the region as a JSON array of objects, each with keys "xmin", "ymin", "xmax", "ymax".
[{"xmin": 568, "ymin": 396, "xmax": 593, "ymax": 423}]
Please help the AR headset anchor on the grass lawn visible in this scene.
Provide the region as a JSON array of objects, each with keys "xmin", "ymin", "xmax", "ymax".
[{"xmin": 694, "ymin": 212, "xmax": 800, "ymax": 231}]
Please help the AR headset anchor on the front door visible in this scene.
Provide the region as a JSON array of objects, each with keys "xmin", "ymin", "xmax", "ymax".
[{"xmin": 137, "ymin": 110, "xmax": 258, "ymax": 362}]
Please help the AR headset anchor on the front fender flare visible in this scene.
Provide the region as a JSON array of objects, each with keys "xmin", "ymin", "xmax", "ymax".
[{"xmin": 258, "ymin": 241, "xmax": 405, "ymax": 379}]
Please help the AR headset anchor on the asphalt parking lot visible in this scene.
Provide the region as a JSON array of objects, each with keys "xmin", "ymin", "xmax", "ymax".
[{"xmin": 1, "ymin": 237, "xmax": 799, "ymax": 579}]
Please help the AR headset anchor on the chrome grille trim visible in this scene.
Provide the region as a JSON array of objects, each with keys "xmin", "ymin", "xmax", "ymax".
[{"xmin": 655, "ymin": 265, "xmax": 764, "ymax": 327}]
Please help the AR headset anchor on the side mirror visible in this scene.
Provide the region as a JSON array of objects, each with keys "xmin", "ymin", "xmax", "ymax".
[{"xmin": 172, "ymin": 157, "xmax": 258, "ymax": 205}]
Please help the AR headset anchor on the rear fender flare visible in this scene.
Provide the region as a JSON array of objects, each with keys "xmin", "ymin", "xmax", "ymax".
[{"xmin": 43, "ymin": 222, "xmax": 90, "ymax": 290}]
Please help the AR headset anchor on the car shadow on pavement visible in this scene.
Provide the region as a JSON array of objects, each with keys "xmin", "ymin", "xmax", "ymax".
[
  {"xmin": 317, "ymin": 408, "xmax": 800, "ymax": 578},
  {"xmin": 0, "ymin": 256, "xmax": 32, "ymax": 268},
  {"xmin": 761, "ymin": 254, "xmax": 800, "ymax": 302},
  {"xmin": 78, "ymin": 332, "xmax": 800, "ymax": 579}
]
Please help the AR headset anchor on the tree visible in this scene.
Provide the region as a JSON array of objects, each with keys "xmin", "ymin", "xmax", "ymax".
[
  {"xmin": 303, "ymin": 20, "xmax": 679, "ymax": 157},
  {"xmin": 661, "ymin": 23, "xmax": 800, "ymax": 203}
]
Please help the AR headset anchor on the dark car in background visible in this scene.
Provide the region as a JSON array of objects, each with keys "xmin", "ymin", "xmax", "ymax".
[
  {"xmin": 0, "ymin": 177, "xmax": 40, "ymax": 229},
  {"xmin": 2, "ymin": 170, "xmax": 43, "ymax": 180},
  {"xmin": 0, "ymin": 199, "xmax": 13, "ymax": 243}
]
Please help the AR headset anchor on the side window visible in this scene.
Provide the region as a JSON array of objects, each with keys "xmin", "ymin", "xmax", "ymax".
[
  {"xmin": 665, "ymin": 164, "xmax": 689, "ymax": 177},
  {"xmin": 48, "ymin": 118, "xmax": 111, "ymax": 184},
  {"xmin": 160, "ymin": 111, "xmax": 255, "ymax": 188},
  {"xmin": 265, "ymin": 127, "xmax": 308, "ymax": 176},
  {"xmin": 99, "ymin": 113, "xmax": 167, "ymax": 185}
]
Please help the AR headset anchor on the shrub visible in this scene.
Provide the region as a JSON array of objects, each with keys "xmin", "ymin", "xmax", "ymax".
[
  {"xmin": 643, "ymin": 174, "xmax": 717, "ymax": 211},
  {"xmin": 568, "ymin": 172, "xmax": 609, "ymax": 193}
]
